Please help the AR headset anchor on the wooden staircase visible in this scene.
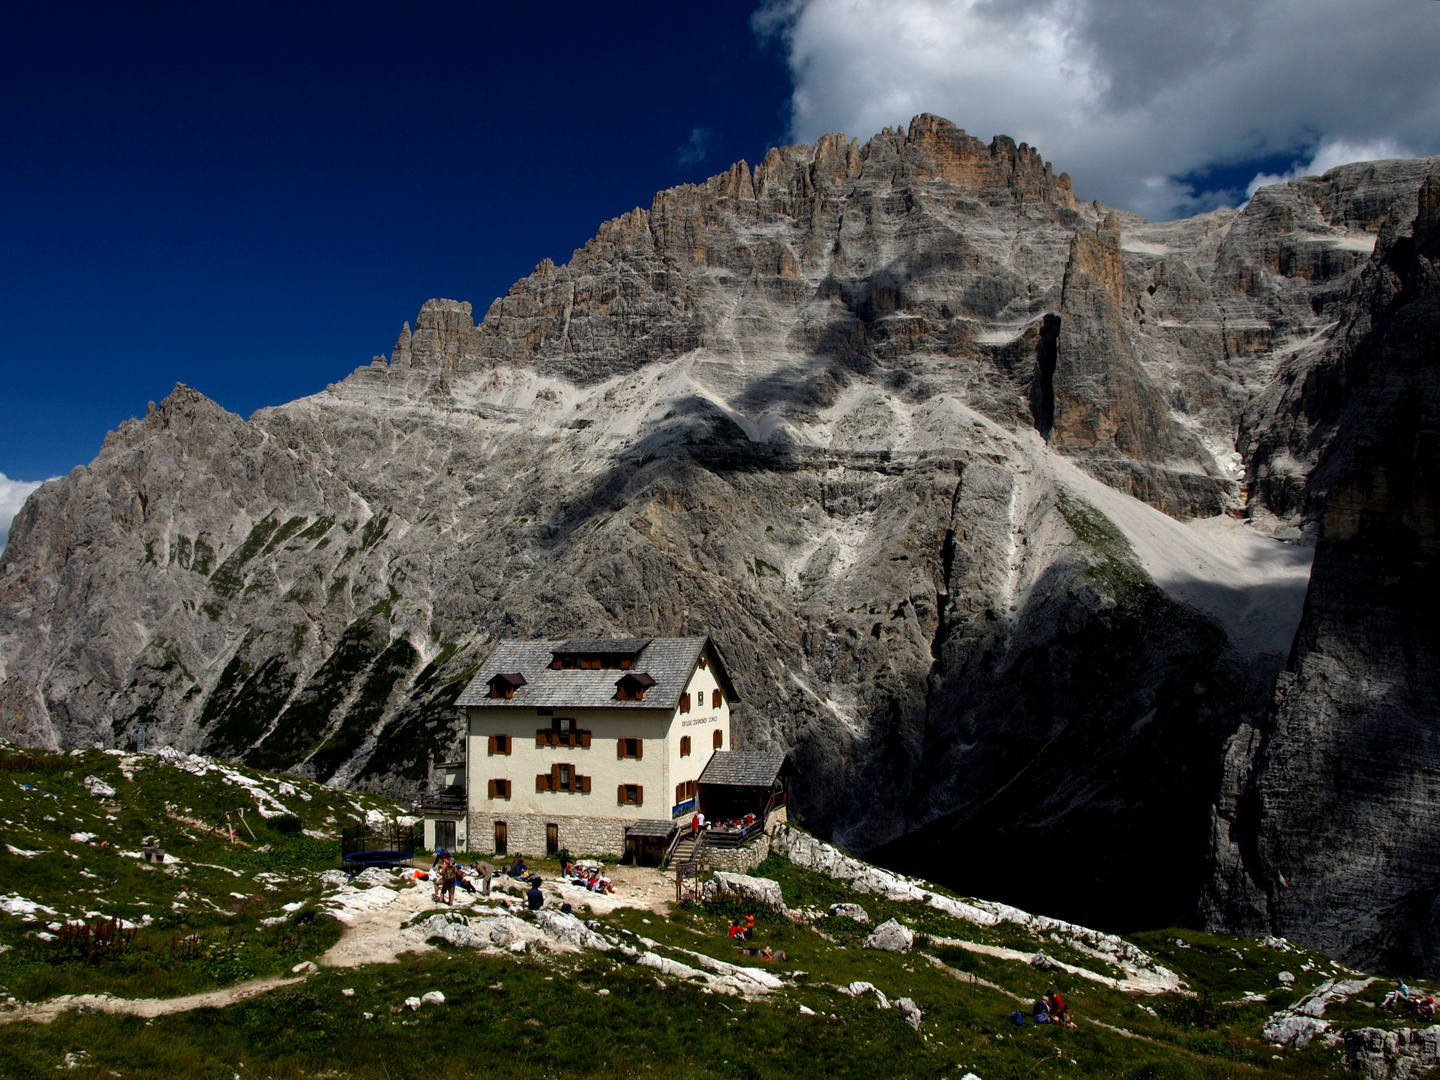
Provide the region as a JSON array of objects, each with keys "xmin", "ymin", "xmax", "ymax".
[{"xmin": 665, "ymin": 829, "xmax": 705, "ymax": 869}]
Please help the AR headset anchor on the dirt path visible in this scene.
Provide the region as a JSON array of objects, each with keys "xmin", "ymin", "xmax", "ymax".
[
  {"xmin": 0, "ymin": 974, "xmax": 305, "ymax": 1025},
  {"xmin": 2, "ymin": 863, "xmax": 681, "ymax": 1022}
]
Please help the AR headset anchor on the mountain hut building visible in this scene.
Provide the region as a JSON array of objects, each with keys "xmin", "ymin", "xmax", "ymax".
[{"xmin": 436, "ymin": 635, "xmax": 780, "ymax": 860}]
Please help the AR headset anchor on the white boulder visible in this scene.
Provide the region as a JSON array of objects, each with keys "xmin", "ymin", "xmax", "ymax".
[{"xmin": 863, "ymin": 918, "xmax": 914, "ymax": 953}]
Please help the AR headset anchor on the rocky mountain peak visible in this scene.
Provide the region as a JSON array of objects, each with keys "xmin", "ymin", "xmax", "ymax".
[{"xmin": 3, "ymin": 121, "xmax": 1440, "ymax": 971}]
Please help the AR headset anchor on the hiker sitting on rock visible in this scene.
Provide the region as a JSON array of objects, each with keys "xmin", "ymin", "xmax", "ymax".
[
  {"xmin": 526, "ymin": 879, "xmax": 545, "ymax": 910},
  {"xmin": 1032, "ymin": 997, "xmax": 1051, "ymax": 1024},
  {"xmin": 1384, "ymin": 980, "xmax": 1412, "ymax": 1009},
  {"xmin": 508, "ymin": 856, "xmax": 529, "ymax": 878}
]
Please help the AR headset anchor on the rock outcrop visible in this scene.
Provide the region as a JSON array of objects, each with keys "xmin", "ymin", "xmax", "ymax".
[
  {"xmin": 1, "ymin": 115, "xmax": 1436, "ymax": 966},
  {"xmin": 1203, "ymin": 170, "xmax": 1440, "ymax": 973}
]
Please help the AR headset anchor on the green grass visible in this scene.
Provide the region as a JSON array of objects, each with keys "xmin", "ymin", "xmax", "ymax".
[
  {"xmin": 0, "ymin": 745, "xmax": 403, "ymax": 1002},
  {"xmin": 0, "ymin": 750, "xmax": 1417, "ymax": 1079}
]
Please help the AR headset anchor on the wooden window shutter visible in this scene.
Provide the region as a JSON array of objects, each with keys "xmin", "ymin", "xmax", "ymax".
[
  {"xmin": 551, "ymin": 763, "xmax": 560, "ymax": 790},
  {"xmin": 635, "ymin": 738, "xmax": 642, "ymax": 760},
  {"xmin": 580, "ymin": 730, "xmax": 591, "ymax": 748},
  {"xmin": 536, "ymin": 729, "xmax": 547, "ymax": 748},
  {"xmin": 635, "ymin": 785, "xmax": 643, "ymax": 806},
  {"xmin": 680, "ymin": 735, "xmax": 691, "ymax": 756},
  {"xmin": 617, "ymin": 739, "xmax": 625, "ymax": 759},
  {"xmin": 536, "ymin": 773, "xmax": 547, "ymax": 792},
  {"xmin": 617, "ymin": 784, "xmax": 627, "ymax": 805},
  {"xmin": 714, "ymin": 729, "xmax": 723, "ymax": 749},
  {"xmin": 487, "ymin": 778, "xmax": 496, "ymax": 798},
  {"xmin": 580, "ymin": 774, "xmax": 591, "ymax": 794},
  {"xmin": 675, "ymin": 782, "xmax": 683, "ymax": 804},
  {"xmin": 488, "ymin": 734, "xmax": 497, "ymax": 754},
  {"xmin": 680, "ymin": 692, "xmax": 691, "ymax": 713},
  {"xmin": 713, "ymin": 689, "xmax": 722, "ymax": 708}
]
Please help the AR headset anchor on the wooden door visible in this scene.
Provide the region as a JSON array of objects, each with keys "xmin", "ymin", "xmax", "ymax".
[
  {"xmin": 494, "ymin": 821, "xmax": 507, "ymax": 855},
  {"xmin": 435, "ymin": 820, "xmax": 456, "ymax": 852},
  {"xmin": 546, "ymin": 823, "xmax": 559, "ymax": 855}
]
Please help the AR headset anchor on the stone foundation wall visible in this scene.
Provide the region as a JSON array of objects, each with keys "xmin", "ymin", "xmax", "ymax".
[
  {"xmin": 706, "ymin": 833, "xmax": 771, "ymax": 874},
  {"xmin": 467, "ymin": 810, "xmax": 630, "ymax": 858}
]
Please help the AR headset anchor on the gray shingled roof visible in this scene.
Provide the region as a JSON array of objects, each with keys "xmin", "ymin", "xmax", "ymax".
[
  {"xmin": 457, "ymin": 636, "xmax": 737, "ymax": 710},
  {"xmin": 557, "ymin": 637, "xmax": 653, "ymax": 654},
  {"xmin": 698, "ymin": 750, "xmax": 788, "ymax": 788},
  {"xmin": 625, "ymin": 819, "xmax": 678, "ymax": 838}
]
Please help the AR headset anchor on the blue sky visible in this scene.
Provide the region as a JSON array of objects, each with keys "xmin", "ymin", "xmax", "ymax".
[{"xmin": 3, "ymin": 1, "xmax": 1436, "ymax": 537}]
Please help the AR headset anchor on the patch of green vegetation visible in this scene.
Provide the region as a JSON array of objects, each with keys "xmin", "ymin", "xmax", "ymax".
[
  {"xmin": 245, "ymin": 615, "xmax": 391, "ymax": 771},
  {"xmin": 750, "ymin": 558, "xmax": 782, "ymax": 579},
  {"xmin": 1055, "ymin": 490, "xmax": 1151, "ymax": 602},
  {"xmin": 191, "ymin": 533, "xmax": 216, "ymax": 576},
  {"xmin": 355, "ymin": 645, "xmax": 475, "ymax": 787},
  {"xmin": 209, "ymin": 513, "xmax": 282, "ymax": 599},
  {"xmin": 308, "ymin": 637, "xmax": 421, "ymax": 782},
  {"xmin": 0, "ymin": 746, "xmax": 405, "ymax": 1012},
  {"xmin": 200, "ymin": 652, "xmax": 298, "ymax": 758},
  {"xmin": 295, "ymin": 515, "xmax": 335, "ymax": 544},
  {"xmin": 360, "ymin": 514, "xmax": 391, "ymax": 551},
  {"xmin": 261, "ymin": 515, "xmax": 309, "ymax": 555}
]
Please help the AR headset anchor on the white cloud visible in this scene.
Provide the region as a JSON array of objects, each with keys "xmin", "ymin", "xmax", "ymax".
[
  {"xmin": 1245, "ymin": 136, "xmax": 1414, "ymax": 199},
  {"xmin": 678, "ymin": 126, "xmax": 713, "ymax": 167},
  {"xmin": 0, "ymin": 474, "xmax": 46, "ymax": 553},
  {"xmin": 756, "ymin": 0, "xmax": 1440, "ymax": 219}
]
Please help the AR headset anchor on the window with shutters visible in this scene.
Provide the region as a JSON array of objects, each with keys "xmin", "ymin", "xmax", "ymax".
[
  {"xmin": 488, "ymin": 734, "xmax": 512, "ymax": 755},
  {"xmin": 487, "ymin": 778, "xmax": 511, "ymax": 799},
  {"xmin": 680, "ymin": 692, "xmax": 691, "ymax": 713},
  {"xmin": 713, "ymin": 729, "xmax": 723, "ymax": 750},
  {"xmin": 617, "ymin": 738, "xmax": 643, "ymax": 759},
  {"xmin": 712, "ymin": 688, "xmax": 722, "ymax": 708},
  {"xmin": 618, "ymin": 784, "xmax": 643, "ymax": 806},
  {"xmin": 536, "ymin": 718, "xmax": 591, "ymax": 748},
  {"xmin": 674, "ymin": 779, "xmax": 697, "ymax": 804},
  {"xmin": 540, "ymin": 763, "xmax": 590, "ymax": 793},
  {"xmin": 680, "ymin": 735, "xmax": 692, "ymax": 757}
]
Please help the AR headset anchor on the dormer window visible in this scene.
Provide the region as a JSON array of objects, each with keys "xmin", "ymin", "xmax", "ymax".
[
  {"xmin": 487, "ymin": 672, "xmax": 527, "ymax": 699},
  {"xmin": 615, "ymin": 672, "xmax": 657, "ymax": 701}
]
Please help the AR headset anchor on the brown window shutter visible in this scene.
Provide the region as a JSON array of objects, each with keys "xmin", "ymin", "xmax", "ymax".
[
  {"xmin": 580, "ymin": 774, "xmax": 591, "ymax": 794},
  {"xmin": 681, "ymin": 736, "xmax": 691, "ymax": 757},
  {"xmin": 714, "ymin": 729, "xmax": 723, "ymax": 749},
  {"xmin": 536, "ymin": 774, "xmax": 547, "ymax": 792},
  {"xmin": 713, "ymin": 689, "xmax": 722, "ymax": 708},
  {"xmin": 676, "ymin": 782, "xmax": 683, "ymax": 804},
  {"xmin": 536, "ymin": 729, "xmax": 547, "ymax": 748},
  {"xmin": 502, "ymin": 735, "xmax": 511, "ymax": 754},
  {"xmin": 550, "ymin": 762, "xmax": 560, "ymax": 790},
  {"xmin": 487, "ymin": 778, "xmax": 496, "ymax": 798},
  {"xmin": 635, "ymin": 785, "xmax": 643, "ymax": 806},
  {"xmin": 504, "ymin": 780, "xmax": 512, "ymax": 798},
  {"xmin": 580, "ymin": 730, "xmax": 591, "ymax": 748},
  {"xmin": 617, "ymin": 739, "xmax": 625, "ymax": 759},
  {"xmin": 680, "ymin": 692, "xmax": 691, "ymax": 713},
  {"xmin": 635, "ymin": 738, "xmax": 643, "ymax": 760},
  {"xmin": 487, "ymin": 734, "xmax": 496, "ymax": 754},
  {"xmin": 618, "ymin": 784, "xmax": 626, "ymax": 805}
]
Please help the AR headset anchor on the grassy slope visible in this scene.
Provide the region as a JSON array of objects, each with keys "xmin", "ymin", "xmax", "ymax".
[
  {"xmin": 0, "ymin": 744, "xmax": 403, "ymax": 1002},
  {"xmin": 1, "ymin": 750, "xmax": 1431, "ymax": 1080}
]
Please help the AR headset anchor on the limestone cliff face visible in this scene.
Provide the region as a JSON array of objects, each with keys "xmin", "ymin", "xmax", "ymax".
[
  {"xmin": 1203, "ymin": 170, "xmax": 1440, "ymax": 973},
  {"xmin": 1, "ymin": 116, "xmax": 1436, "ymax": 958}
]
